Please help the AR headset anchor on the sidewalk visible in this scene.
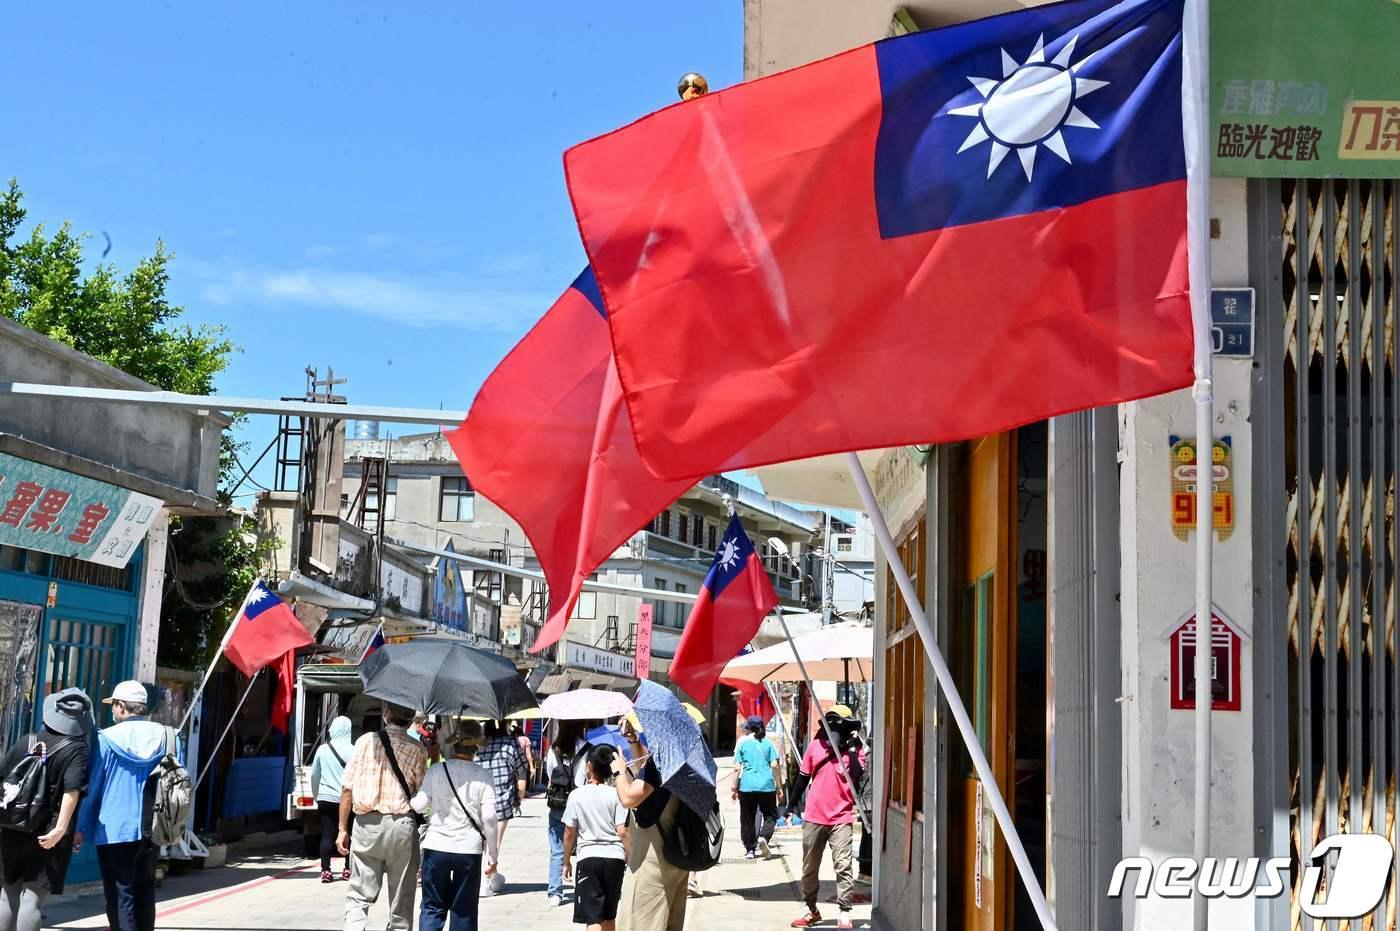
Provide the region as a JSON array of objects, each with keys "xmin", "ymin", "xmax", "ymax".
[{"xmin": 40, "ymin": 759, "xmax": 873, "ymax": 931}]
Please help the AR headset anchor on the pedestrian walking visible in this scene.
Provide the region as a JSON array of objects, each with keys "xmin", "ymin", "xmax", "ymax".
[
  {"xmin": 73, "ymin": 681, "xmax": 179, "ymax": 931},
  {"xmin": 562, "ymin": 746, "xmax": 630, "ymax": 931},
  {"xmin": 310, "ymin": 715, "xmax": 356, "ymax": 883},
  {"xmin": 613, "ymin": 716, "xmax": 687, "ymax": 931},
  {"xmin": 476, "ymin": 720, "xmax": 526, "ymax": 894},
  {"xmin": 410, "ymin": 721, "xmax": 498, "ymax": 931},
  {"xmin": 510, "ymin": 721, "xmax": 535, "ymax": 805},
  {"xmin": 788, "ymin": 706, "xmax": 863, "ymax": 930},
  {"xmin": 0, "ymin": 688, "xmax": 93, "ymax": 931},
  {"xmin": 337, "ymin": 702, "xmax": 428, "ymax": 931},
  {"xmin": 731, "ymin": 715, "xmax": 783, "ymax": 860},
  {"xmin": 412, "ymin": 715, "xmax": 443, "ymax": 767},
  {"xmin": 543, "ymin": 720, "xmax": 591, "ymax": 907}
]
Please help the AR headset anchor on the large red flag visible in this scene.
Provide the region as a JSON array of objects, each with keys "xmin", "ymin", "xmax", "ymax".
[
  {"xmin": 225, "ymin": 581, "xmax": 315, "ymax": 678},
  {"xmin": 670, "ymin": 515, "xmax": 779, "ymax": 703},
  {"xmin": 565, "ymin": 0, "xmax": 1195, "ymax": 480},
  {"xmin": 270, "ymin": 649, "xmax": 296, "ymax": 733},
  {"xmin": 446, "ymin": 269, "xmax": 693, "ymax": 653}
]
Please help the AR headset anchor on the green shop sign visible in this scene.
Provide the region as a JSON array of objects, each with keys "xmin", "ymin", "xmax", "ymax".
[
  {"xmin": 0, "ymin": 452, "xmax": 163, "ymax": 569},
  {"xmin": 1212, "ymin": 0, "xmax": 1400, "ymax": 178}
]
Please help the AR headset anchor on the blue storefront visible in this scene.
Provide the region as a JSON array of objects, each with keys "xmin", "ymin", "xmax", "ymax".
[{"xmin": 0, "ymin": 542, "xmax": 145, "ymax": 883}]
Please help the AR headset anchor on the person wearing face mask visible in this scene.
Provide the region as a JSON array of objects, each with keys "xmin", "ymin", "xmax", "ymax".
[{"xmin": 310, "ymin": 716, "xmax": 356, "ymax": 883}]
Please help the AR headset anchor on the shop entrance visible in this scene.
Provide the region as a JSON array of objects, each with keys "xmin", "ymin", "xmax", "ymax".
[{"xmin": 946, "ymin": 425, "xmax": 1048, "ymax": 930}]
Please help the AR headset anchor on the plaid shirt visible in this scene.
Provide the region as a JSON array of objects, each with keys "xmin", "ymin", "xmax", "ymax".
[
  {"xmin": 343, "ymin": 725, "xmax": 428, "ymax": 816},
  {"xmin": 475, "ymin": 736, "xmax": 525, "ymax": 820}
]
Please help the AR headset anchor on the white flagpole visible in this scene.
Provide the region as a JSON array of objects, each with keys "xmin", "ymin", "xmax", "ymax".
[
  {"xmin": 1182, "ymin": 0, "xmax": 1214, "ymax": 926},
  {"xmin": 176, "ymin": 579, "xmax": 259, "ymax": 734},
  {"xmin": 843, "ymin": 452, "xmax": 1056, "ymax": 931}
]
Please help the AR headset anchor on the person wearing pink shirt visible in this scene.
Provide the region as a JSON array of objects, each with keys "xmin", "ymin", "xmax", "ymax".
[{"xmin": 789, "ymin": 706, "xmax": 864, "ymax": 931}]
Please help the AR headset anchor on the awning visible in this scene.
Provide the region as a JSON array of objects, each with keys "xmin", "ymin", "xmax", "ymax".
[
  {"xmin": 298, "ymin": 663, "xmax": 364, "ymax": 695},
  {"xmin": 537, "ymin": 674, "xmax": 572, "ymax": 696}
]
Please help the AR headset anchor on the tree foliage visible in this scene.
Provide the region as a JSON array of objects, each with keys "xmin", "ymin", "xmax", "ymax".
[{"xmin": 0, "ymin": 178, "xmax": 260, "ymax": 669}]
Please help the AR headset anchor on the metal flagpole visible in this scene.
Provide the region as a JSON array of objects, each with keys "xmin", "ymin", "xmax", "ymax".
[
  {"xmin": 843, "ymin": 452, "xmax": 1056, "ymax": 931},
  {"xmin": 192, "ymin": 670, "xmax": 263, "ymax": 792},
  {"xmin": 177, "ymin": 581, "xmax": 256, "ymax": 734},
  {"xmin": 1183, "ymin": 0, "xmax": 1214, "ymax": 926}
]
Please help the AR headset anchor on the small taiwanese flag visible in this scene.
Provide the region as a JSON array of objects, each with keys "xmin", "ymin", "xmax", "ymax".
[
  {"xmin": 224, "ymin": 581, "xmax": 315, "ymax": 678},
  {"xmin": 360, "ymin": 624, "xmax": 386, "ymax": 664},
  {"xmin": 670, "ymin": 515, "xmax": 779, "ymax": 703}
]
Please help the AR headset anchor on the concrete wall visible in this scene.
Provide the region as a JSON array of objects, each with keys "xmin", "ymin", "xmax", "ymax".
[
  {"xmin": 1118, "ymin": 178, "xmax": 1255, "ymax": 929},
  {"xmin": 0, "ymin": 317, "xmax": 227, "ymax": 503}
]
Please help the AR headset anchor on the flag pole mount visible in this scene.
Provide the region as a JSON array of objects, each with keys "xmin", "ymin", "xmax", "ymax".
[{"xmin": 843, "ymin": 451, "xmax": 1057, "ymax": 931}]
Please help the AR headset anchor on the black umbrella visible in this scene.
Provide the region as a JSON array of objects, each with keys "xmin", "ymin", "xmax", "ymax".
[{"xmin": 358, "ymin": 639, "xmax": 538, "ymax": 719}]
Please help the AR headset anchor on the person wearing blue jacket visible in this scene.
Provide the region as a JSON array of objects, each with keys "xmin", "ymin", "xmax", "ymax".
[{"xmin": 74, "ymin": 681, "xmax": 176, "ymax": 931}]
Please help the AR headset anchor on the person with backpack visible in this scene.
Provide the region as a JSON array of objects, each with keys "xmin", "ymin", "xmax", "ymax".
[
  {"xmin": 409, "ymin": 721, "xmax": 497, "ymax": 931},
  {"xmin": 562, "ymin": 746, "xmax": 630, "ymax": 931},
  {"xmin": 612, "ymin": 716, "xmax": 687, "ymax": 931},
  {"xmin": 0, "ymin": 687, "xmax": 93, "ymax": 931},
  {"xmin": 788, "ymin": 706, "xmax": 863, "ymax": 931},
  {"xmin": 542, "ymin": 720, "xmax": 589, "ymax": 907},
  {"xmin": 74, "ymin": 680, "xmax": 184, "ymax": 931},
  {"xmin": 310, "ymin": 716, "xmax": 355, "ymax": 883}
]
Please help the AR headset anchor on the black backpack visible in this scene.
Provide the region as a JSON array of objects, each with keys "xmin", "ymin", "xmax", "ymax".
[
  {"xmin": 0, "ymin": 737, "xmax": 71, "ymax": 834},
  {"xmin": 546, "ymin": 749, "xmax": 578, "ymax": 811},
  {"xmin": 660, "ymin": 799, "xmax": 724, "ymax": 872}
]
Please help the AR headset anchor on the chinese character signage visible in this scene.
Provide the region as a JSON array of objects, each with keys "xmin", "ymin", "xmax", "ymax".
[
  {"xmin": 0, "ymin": 452, "xmax": 162, "ymax": 568},
  {"xmin": 635, "ymin": 604, "xmax": 653, "ymax": 681},
  {"xmin": 1211, "ymin": 288, "xmax": 1255, "ymax": 358},
  {"xmin": 1166, "ymin": 609, "xmax": 1245, "ymax": 713},
  {"xmin": 1168, "ymin": 435, "xmax": 1234, "ymax": 542},
  {"xmin": 1213, "ymin": 0, "xmax": 1400, "ymax": 177}
]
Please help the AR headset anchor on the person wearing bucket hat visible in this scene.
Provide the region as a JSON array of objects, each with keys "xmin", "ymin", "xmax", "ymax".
[
  {"xmin": 0, "ymin": 687, "xmax": 93, "ymax": 931},
  {"xmin": 731, "ymin": 714, "xmax": 783, "ymax": 861}
]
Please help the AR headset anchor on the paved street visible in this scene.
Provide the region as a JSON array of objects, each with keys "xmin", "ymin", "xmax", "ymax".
[{"xmin": 40, "ymin": 762, "xmax": 873, "ymax": 931}]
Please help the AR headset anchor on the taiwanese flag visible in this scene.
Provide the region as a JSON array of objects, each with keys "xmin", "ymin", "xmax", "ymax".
[
  {"xmin": 670, "ymin": 515, "xmax": 779, "ymax": 703},
  {"xmin": 224, "ymin": 581, "xmax": 315, "ymax": 678},
  {"xmin": 446, "ymin": 269, "xmax": 694, "ymax": 653},
  {"xmin": 565, "ymin": 0, "xmax": 1196, "ymax": 480},
  {"xmin": 360, "ymin": 624, "xmax": 386, "ymax": 663},
  {"xmin": 723, "ymin": 676, "xmax": 773, "ymax": 723}
]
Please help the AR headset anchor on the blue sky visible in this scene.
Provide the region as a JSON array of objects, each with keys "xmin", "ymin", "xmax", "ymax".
[{"xmin": 7, "ymin": 3, "xmax": 741, "ymax": 497}]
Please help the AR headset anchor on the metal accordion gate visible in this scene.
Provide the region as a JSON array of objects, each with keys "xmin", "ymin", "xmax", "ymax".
[{"xmin": 1266, "ymin": 177, "xmax": 1400, "ymax": 929}]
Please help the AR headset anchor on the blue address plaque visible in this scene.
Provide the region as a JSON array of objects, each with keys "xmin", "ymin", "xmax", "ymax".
[{"xmin": 1211, "ymin": 288, "xmax": 1255, "ymax": 358}]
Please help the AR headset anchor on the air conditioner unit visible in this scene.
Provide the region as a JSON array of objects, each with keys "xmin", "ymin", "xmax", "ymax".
[{"xmin": 834, "ymin": 535, "xmax": 854, "ymax": 553}]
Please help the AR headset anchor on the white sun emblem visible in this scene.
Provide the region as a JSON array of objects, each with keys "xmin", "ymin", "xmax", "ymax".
[
  {"xmin": 948, "ymin": 34, "xmax": 1109, "ymax": 182},
  {"xmin": 717, "ymin": 538, "xmax": 741, "ymax": 572}
]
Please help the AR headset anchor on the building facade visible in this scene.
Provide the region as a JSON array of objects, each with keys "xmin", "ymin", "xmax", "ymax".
[{"xmin": 0, "ymin": 316, "xmax": 226, "ymax": 880}]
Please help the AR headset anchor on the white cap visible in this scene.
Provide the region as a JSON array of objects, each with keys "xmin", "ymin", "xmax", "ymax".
[{"xmin": 103, "ymin": 680, "xmax": 148, "ymax": 705}]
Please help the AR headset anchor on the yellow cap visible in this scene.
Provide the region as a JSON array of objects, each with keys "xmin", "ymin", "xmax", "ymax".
[
  {"xmin": 827, "ymin": 704, "xmax": 855, "ymax": 720},
  {"xmin": 682, "ymin": 703, "xmax": 706, "ymax": 724}
]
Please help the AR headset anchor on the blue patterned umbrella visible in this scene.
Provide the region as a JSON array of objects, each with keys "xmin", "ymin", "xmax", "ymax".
[{"xmin": 630, "ymin": 680, "xmax": 717, "ymax": 816}]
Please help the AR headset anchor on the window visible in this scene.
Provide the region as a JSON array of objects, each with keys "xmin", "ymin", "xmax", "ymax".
[
  {"xmin": 692, "ymin": 518, "xmax": 704, "ymax": 548},
  {"xmin": 572, "ymin": 590, "xmax": 597, "ymax": 619},
  {"xmin": 707, "ymin": 523, "xmax": 717, "ymax": 552},
  {"xmin": 653, "ymin": 579, "xmax": 667, "ymax": 626},
  {"xmin": 440, "ymin": 477, "xmax": 475, "ymax": 522},
  {"xmin": 884, "ymin": 519, "xmax": 927, "ymax": 813},
  {"xmin": 365, "ymin": 476, "xmax": 398, "ymax": 520},
  {"xmin": 673, "ymin": 583, "xmax": 687, "ymax": 627},
  {"xmin": 678, "ymin": 512, "xmax": 690, "ymax": 544},
  {"xmin": 659, "ymin": 510, "xmax": 672, "ymax": 537}
]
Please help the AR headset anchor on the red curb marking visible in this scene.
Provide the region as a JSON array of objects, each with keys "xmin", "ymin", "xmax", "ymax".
[{"xmin": 91, "ymin": 860, "xmax": 315, "ymax": 928}]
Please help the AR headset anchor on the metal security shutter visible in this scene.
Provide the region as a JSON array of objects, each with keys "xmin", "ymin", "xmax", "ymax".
[{"xmin": 1259, "ymin": 178, "xmax": 1399, "ymax": 929}]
